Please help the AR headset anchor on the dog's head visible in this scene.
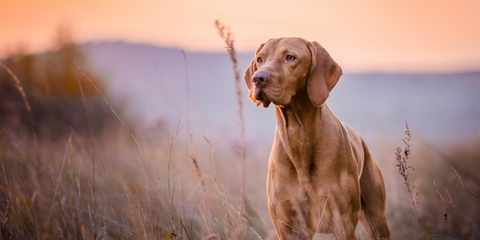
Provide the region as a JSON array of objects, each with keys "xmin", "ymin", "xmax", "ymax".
[{"xmin": 243, "ymin": 37, "xmax": 343, "ymax": 108}]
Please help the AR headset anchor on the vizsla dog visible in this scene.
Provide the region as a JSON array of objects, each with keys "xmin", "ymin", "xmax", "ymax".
[{"xmin": 243, "ymin": 38, "xmax": 390, "ymax": 240}]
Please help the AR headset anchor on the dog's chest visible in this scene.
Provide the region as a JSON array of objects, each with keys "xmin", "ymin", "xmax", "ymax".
[
  {"xmin": 276, "ymin": 124, "xmax": 317, "ymax": 172},
  {"xmin": 273, "ymin": 106, "xmax": 342, "ymax": 180}
]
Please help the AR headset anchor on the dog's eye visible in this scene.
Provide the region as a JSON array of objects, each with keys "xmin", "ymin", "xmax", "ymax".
[
  {"xmin": 286, "ymin": 55, "xmax": 296, "ymax": 61},
  {"xmin": 257, "ymin": 57, "xmax": 264, "ymax": 64}
]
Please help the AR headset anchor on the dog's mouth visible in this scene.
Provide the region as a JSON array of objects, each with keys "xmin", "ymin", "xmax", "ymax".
[{"xmin": 252, "ymin": 87, "xmax": 271, "ymax": 108}]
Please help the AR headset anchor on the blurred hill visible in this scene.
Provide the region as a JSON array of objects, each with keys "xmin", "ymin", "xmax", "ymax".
[
  {"xmin": 82, "ymin": 42, "xmax": 480, "ymax": 145},
  {"xmin": 0, "ymin": 31, "xmax": 124, "ymax": 140}
]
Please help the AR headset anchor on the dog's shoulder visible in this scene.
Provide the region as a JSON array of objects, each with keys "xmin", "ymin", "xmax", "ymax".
[{"xmin": 340, "ymin": 121, "xmax": 365, "ymax": 178}]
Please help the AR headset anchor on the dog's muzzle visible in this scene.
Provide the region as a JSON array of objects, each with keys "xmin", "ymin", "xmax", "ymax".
[
  {"xmin": 252, "ymin": 70, "xmax": 270, "ymax": 87},
  {"xmin": 251, "ymin": 70, "xmax": 272, "ymax": 108}
]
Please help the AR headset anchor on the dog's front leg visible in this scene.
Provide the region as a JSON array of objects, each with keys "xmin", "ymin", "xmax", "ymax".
[
  {"xmin": 331, "ymin": 220, "xmax": 360, "ymax": 240},
  {"xmin": 269, "ymin": 198, "xmax": 316, "ymax": 240},
  {"xmin": 329, "ymin": 203, "xmax": 361, "ymax": 240}
]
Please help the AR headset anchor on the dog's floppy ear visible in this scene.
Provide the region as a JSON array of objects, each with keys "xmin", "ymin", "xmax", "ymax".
[
  {"xmin": 243, "ymin": 42, "xmax": 266, "ymax": 105},
  {"xmin": 305, "ymin": 41, "xmax": 343, "ymax": 107}
]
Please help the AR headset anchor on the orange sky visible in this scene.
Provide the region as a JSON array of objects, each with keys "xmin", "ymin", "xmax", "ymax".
[{"xmin": 2, "ymin": 0, "xmax": 480, "ymax": 73}]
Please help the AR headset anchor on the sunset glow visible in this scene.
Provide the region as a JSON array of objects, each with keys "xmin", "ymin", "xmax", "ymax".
[{"xmin": 2, "ymin": 0, "xmax": 480, "ymax": 72}]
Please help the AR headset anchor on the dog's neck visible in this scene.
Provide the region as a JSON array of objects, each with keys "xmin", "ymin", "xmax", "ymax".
[
  {"xmin": 274, "ymin": 94, "xmax": 339, "ymax": 136},
  {"xmin": 273, "ymin": 94, "xmax": 344, "ymax": 174}
]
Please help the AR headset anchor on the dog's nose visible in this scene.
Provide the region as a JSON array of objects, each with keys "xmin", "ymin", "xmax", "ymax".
[{"xmin": 252, "ymin": 71, "xmax": 270, "ymax": 86}]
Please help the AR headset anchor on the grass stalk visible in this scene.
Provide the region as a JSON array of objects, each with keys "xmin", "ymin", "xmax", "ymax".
[
  {"xmin": 214, "ymin": 19, "xmax": 247, "ymax": 239},
  {"xmin": 76, "ymin": 72, "xmax": 97, "ymax": 239},
  {"xmin": 182, "ymin": 49, "xmax": 190, "ymax": 153},
  {"xmin": 167, "ymin": 118, "xmax": 183, "ymax": 234},
  {"xmin": 395, "ymin": 121, "xmax": 424, "ymax": 238},
  {"xmin": 46, "ymin": 131, "xmax": 74, "ymax": 226},
  {"xmin": 74, "ymin": 62, "xmax": 156, "ymax": 177},
  {"xmin": 0, "ymin": 62, "xmax": 38, "ymax": 162}
]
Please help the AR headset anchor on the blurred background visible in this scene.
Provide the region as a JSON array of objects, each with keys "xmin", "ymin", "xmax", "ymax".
[{"xmin": 1, "ymin": 0, "xmax": 479, "ymax": 239}]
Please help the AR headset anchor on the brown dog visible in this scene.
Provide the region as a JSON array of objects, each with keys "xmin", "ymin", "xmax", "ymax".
[{"xmin": 243, "ymin": 38, "xmax": 390, "ymax": 239}]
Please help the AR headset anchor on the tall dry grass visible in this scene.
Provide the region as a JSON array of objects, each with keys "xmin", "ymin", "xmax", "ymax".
[
  {"xmin": 0, "ymin": 56, "xmax": 269, "ymax": 239},
  {"xmin": 0, "ymin": 62, "xmax": 37, "ymax": 161},
  {"xmin": 395, "ymin": 121, "xmax": 424, "ymax": 238},
  {"xmin": 389, "ymin": 123, "xmax": 480, "ymax": 239},
  {"xmin": 214, "ymin": 20, "xmax": 248, "ymax": 239}
]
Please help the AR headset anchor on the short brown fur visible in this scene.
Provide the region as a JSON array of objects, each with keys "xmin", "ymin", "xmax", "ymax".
[{"xmin": 244, "ymin": 37, "xmax": 390, "ymax": 239}]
